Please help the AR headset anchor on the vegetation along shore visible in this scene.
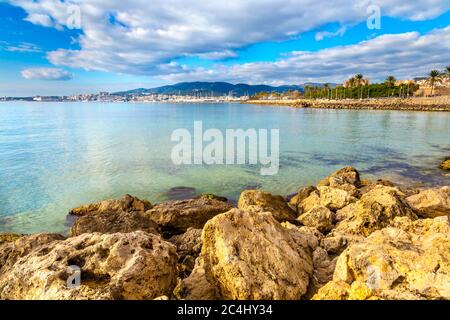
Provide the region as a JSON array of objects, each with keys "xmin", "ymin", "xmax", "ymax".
[{"xmin": 0, "ymin": 166, "xmax": 449, "ymax": 300}]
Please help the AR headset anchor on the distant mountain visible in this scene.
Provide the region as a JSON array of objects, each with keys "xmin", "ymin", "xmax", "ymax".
[{"xmin": 114, "ymin": 82, "xmax": 307, "ymax": 97}]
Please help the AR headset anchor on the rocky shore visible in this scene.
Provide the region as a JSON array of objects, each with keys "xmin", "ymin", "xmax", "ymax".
[
  {"xmin": 247, "ymin": 96, "xmax": 450, "ymax": 111},
  {"xmin": 0, "ymin": 167, "xmax": 449, "ymax": 300}
]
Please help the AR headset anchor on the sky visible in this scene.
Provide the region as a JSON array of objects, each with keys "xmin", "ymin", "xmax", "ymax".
[{"xmin": 0, "ymin": 0, "xmax": 449, "ymax": 96}]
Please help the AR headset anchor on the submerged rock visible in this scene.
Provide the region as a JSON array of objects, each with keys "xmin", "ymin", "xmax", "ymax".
[
  {"xmin": 0, "ymin": 231, "xmax": 178, "ymax": 300},
  {"xmin": 164, "ymin": 187, "xmax": 197, "ymax": 200},
  {"xmin": 182, "ymin": 209, "xmax": 314, "ymax": 300},
  {"xmin": 314, "ymin": 216, "xmax": 450, "ymax": 300},
  {"xmin": 146, "ymin": 196, "xmax": 233, "ymax": 234},
  {"xmin": 238, "ymin": 190, "xmax": 297, "ymax": 222},
  {"xmin": 406, "ymin": 186, "xmax": 450, "ymax": 218}
]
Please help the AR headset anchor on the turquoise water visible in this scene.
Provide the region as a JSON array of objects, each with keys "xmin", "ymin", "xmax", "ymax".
[{"xmin": 0, "ymin": 102, "xmax": 449, "ymax": 234}]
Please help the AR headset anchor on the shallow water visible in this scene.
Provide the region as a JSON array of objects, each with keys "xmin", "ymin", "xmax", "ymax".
[{"xmin": 0, "ymin": 102, "xmax": 449, "ymax": 234}]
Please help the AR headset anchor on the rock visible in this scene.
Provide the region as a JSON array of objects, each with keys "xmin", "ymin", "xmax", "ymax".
[
  {"xmin": 196, "ymin": 193, "xmax": 228, "ymax": 202},
  {"xmin": 314, "ymin": 216, "xmax": 450, "ymax": 300},
  {"xmin": 164, "ymin": 187, "xmax": 197, "ymax": 200},
  {"xmin": 191, "ymin": 209, "xmax": 314, "ymax": 299},
  {"xmin": 332, "ymin": 185, "xmax": 416, "ymax": 237},
  {"xmin": 0, "ymin": 233, "xmax": 23, "ymax": 246},
  {"xmin": 321, "ymin": 186, "xmax": 416, "ymax": 254},
  {"xmin": 168, "ymin": 228, "xmax": 202, "ymax": 278},
  {"xmin": 335, "ymin": 203, "xmax": 357, "ymax": 223},
  {"xmin": 154, "ymin": 295, "xmax": 169, "ymax": 300},
  {"xmin": 317, "ymin": 167, "xmax": 361, "ymax": 188},
  {"xmin": 288, "ymin": 186, "xmax": 317, "ymax": 214},
  {"xmin": 0, "ymin": 231, "xmax": 178, "ymax": 300},
  {"xmin": 146, "ymin": 197, "xmax": 233, "ymax": 234},
  {"xmin": 306, "ymin": 247, "xmax": 338, "ymax": 298},
  {"xmin": 298, "ymin": 205, "xmax": 334, "ymax": 233},
  {"xmin": 69, "ymin": 194, "xmax": 153, "ymax": 216},
  {"xmin": 173, "ymin": 257, "xmax": 220, "ymax": 300},
  {"xmin": 439, "ymin": 157, "xmax": 450, "ymax": 170},
  {"xmin": 238, "ymin": 190, "xmax": 297, "ymax": 222},
  {"xmin": 71, "ymin": 210, "xmax": 159, "ymax": 237},
  {"xmin": 318, "ymin": 186, "xmax": 357, "ymax": 211},
  {"xmin": 406, "ymin": 186, "xmax": 450, "ymax": 218},
  {"xmin": 297, "ymin": 190, "xmax": 321, "ymax": 215}
]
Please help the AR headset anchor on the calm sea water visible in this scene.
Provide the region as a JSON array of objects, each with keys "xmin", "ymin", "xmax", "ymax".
[{"xmin": 0, "ymin": 102, "xmax": 449, "ymax": 234}]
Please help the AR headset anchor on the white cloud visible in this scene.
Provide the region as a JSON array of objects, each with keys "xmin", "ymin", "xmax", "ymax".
[
  {"xmin": 9, "ymin": 0, "xmax": 450, "ymax": 77},
  {"xmin": 21, "ymin": 67, "xmax": 74, "ymax": 80},
  {"xmin": 160, "ymin": 26, "xmax": 450, "ymax": 84},
  {"xmin": 315, "ymin": 26, "xmax": 347, "ymax": 41},
  {"xmin": 0, "ymin": 41, "xmax": 41, "ymax": 53}
]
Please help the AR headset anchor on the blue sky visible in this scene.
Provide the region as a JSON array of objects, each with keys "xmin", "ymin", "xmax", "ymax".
[{"xmin": 1, "ymin": 0, "xmax": 449, "ymax": 96}]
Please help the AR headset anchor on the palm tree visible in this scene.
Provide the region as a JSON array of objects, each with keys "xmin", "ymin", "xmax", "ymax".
[
  {"xmin": 354, "ymin": 74, "xmax": 365, "ymax": 99},
  {"xmin": 444, "ymin": 65, "xmax": 450, "ymax": 82},
  {"xmin": 426, "ymin": 70, "xmax": 443, "ymax": 96},
  {"xmin": 385, "ymin": 76, "xmax": 396, "ymax": 88}
]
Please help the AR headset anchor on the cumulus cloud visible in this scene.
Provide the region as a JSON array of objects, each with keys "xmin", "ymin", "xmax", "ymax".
[
  {"xmin": 21, "ymin": 67, "xmax": 74, "ymax": 80},
  {"xmin": 9, "ymin": 0, "xmax": 450, "ymax": 77},
  {"xmin": 160, "ymin": 26, "xmax": 450, "ymax": 84}
]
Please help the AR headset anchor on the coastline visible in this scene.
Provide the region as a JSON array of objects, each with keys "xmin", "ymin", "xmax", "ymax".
[
  {"xmin": 0, "ymin": 166, "xmax": 449, "ymax": 300},
  {"xmin": 246, "ymin": 96, "xmax": 450, "ymax": 111}
]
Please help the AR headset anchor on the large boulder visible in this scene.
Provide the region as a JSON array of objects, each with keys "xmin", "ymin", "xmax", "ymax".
[
  {"xmin": 168, "ymin": 228, "xmax": 202, "ymax": 278},
  {"xmin": 321, "ymin": 186, "xmax": 416, "ymax": 254},
  {"xmin": 406, "ymin": 186, "xmax": 450, "ymax": 218},
  {"xmin": 288, "ymin": 186, "xmax": 317, "ymax": 215},
  {"xmin": 0, "ymin": 231, "xmax": 178, "ymax": 300},
  {"xmin": 298, "ymin": 205, "xmax": 334, "ymax": 233},
  {"xmin": 146, "ymin": 196, "xmax": 232, "ymax": 234},
  {"xmin": 183, "ymin": 209, "xmax": 314, "ymax": 300},
  {"xmin": 317, "ymin": 167, "xmax": 361, "ymax": 188},
  {"xmin": 313, "ymin": 216, "xmax": 450, "ymax": 300},
  {"xmin": 318, "ymin": 186, "xmax": 357, "ymax": 211},
  {"xmin": 238, "ymin": 190, "xmax": 297, "ymax": 222},
  {"xmin": 69, "ymin": 194, "xmax": 159, "ymax": 236},
  {"xmin": 71, "ymin": 210, "xmax": 159, "ymax": 237},
  {"xmin": 69, "ymin": 194, "xmax": 153, "ymax": 216}
]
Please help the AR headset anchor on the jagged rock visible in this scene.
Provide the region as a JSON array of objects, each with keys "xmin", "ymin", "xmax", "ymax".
[
  {"xmin": 335, "ymin": 203, "xmax": 357, "ymax": 223},
  {"xmin": 237, "ymin": 190, "xmax": 297, "ymax": 222},
  {"xmin": 69, "ymin": 194, "xmax": 153, "ymax": 216},
  {"xmin": 439, "ymin": 157, "xmax": 450, "ymax": 170},
  {"xmin": 0, "ymin": 231, "xmax": 178, "ymax": 300},
  {"xmin": 359, "ymin": 179, "xmax": 396, "ymax": 196},
  {"xmin": 71, "ymin": 210, "xmax": 159, "ymax": 237},
  {"xmin": 146, "ymin": 197, "xmax": 232, "ymax": 234},
  {"xmin": 317, "ymin": 167, "xmax": 361, "ymax": 188},
  {"xmin": 406, "ymin": 186, "xmax": 450, "ymax": 218},
  {"xmin": 69, "ymin": 194, "xmax": 158, "ymax": 237},
  {"xmin": 0, "ymin": 233, "xmax": 23, "ymax": 246},
  {"xmin": 298, "ymin": 205, "xmax": 334, "ymax": 233},
  {"xmin": 321, "ymin": 186, "xmax": 416, "ymax": 254},
  {"xmin": 173, "ymin": 257, "xmax": 220, "ymax": 300},
  {"xmin": 0, "ymin": 233, "xmax": 65, "ymax": 270},
  {"xmin": 168, "ymin": 228, "xmax": 202, "ymax": 278},
  {"xmin": 313, "ymin": 216, "xmax": 450, "ymax": 300},
  {"xmin": 288, "ymin": 186, "xmax": 317, "ymax": 215},
  {"xmin": 306, "ymin": 247, "xmax": 338, "ymax": 298},
  {"xmin": 188, "ymin": 209, "xmax": 314, "ymax": 300},
  {"xmin": 297, "ymin": 190, "xmax": 321, "ymax": 215},
  {"xmin": 318, "ymin": 186, "xmax": 357, "ymax": 211}
]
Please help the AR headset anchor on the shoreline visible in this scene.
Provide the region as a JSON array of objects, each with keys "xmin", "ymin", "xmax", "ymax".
[
  {"xmin": 246, "ymin": 96, "xmax": 450, "ymax": 112},
  {"xmin": 0, "ymin": 166, "xmax": 449, "ymax": 300}
]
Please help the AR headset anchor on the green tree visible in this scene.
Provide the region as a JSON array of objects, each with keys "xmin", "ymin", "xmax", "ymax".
[
  {"xmin": 426, "ymin": 70, "xmax": 443, "ymax": 96},
  {"xmin": 385, "ymin": 76, "xmax": 396, "ymax": 88}
]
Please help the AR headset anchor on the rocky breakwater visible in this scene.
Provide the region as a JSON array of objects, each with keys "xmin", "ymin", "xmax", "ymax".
[{"xmin": 0, "ymin": 167, "xmax": 449, "ymax": 300}]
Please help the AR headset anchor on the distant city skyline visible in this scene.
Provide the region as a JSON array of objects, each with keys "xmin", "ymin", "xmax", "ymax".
[{"xmin": 1, "ymin": 0, "xmax": 449, "ymax": 96}]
